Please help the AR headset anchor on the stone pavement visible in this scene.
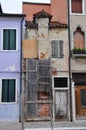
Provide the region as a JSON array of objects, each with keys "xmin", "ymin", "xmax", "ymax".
[{"xmin": 0, "ymin": 121, "xmax": 86, "ymax": 130}]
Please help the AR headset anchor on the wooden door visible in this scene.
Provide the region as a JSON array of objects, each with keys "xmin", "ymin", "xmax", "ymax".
[{"xmin": 75, "ymin": 86, "xmax": 86, "ymax": 116}]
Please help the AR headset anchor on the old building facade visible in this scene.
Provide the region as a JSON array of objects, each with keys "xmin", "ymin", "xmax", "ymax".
[
  {"xmin": 70, "ymin": 0, "xmax": 86, "ymax": 120},
  {"xmin": 22, "ymin": 8, "xmax": 69, "ymax": 121}
]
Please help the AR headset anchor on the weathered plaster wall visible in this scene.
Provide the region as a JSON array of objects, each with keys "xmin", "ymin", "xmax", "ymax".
[
  {"xmin": 37, "ymin": 18, "xmax": 50, "ymax": 59},
  {"xmin": 23, "ymin": 19, "xmax": 69, "ymax": 75},
  {"xmin": 71, "ymin": 58, "xmax": 86, "ymax": 72},
  {"xmin": 49, "ymin": 29, "xmax": 69, "ymax": 75}
]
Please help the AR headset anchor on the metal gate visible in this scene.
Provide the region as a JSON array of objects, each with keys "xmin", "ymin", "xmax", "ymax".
[{"xmin": 22, "ymin": 58, "xmax": 53, "ymax": 121}]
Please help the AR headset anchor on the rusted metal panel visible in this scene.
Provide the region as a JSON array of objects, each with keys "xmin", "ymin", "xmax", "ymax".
[{"xmin": 22, "ymin": 39, "xmax": 38, "ymax": 58}]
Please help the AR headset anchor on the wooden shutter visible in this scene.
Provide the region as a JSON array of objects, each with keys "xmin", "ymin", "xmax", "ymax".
[
  {"xmin": 51, "ymin": 40, "xmax": 63, "ymax": 58},
  {"xmin": 8, "ymin": 80, "xmax": 15, "ymax": 102},
  {"xmin": 3, "ymin": 30, "xmax": 9, "ymax": 50},
  {"xmin": 10, "ymin": 30, "xmax": 16, "ymax": 50},
  {"xmin": 2, "ymin": 79, "xmax": 15, "ymax": 102},
  {"xmin": 2, "ymin": 80, "xmax": 8, "ymax": 102},
  {"xmin": 59, "ymin": 40, "xmax": 63, "ymax": 58},
  {"xmin": 51, "ymin": 40, "xmax": 58, "ymax": 58},
  {"xmin": 72, "ymin": 0, "xmax": 82, "ymax": 13}
]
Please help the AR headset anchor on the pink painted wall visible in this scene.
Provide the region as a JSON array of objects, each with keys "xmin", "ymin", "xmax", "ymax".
[
  {"xmin": 23, "ymin": 3, "xmax": 50, "ymax": 21},
  {"xmin": 50, "ymin": 0, "xmax": 67, "ymax": 23},
  {"xmin": 23, "ymin": 0, "xmax": 67, "ymax": 24}
]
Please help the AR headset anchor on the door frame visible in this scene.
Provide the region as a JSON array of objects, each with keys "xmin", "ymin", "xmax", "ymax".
[{"xmin": 75, "ymin": 86, "xmax": 86, "ymax": 117}]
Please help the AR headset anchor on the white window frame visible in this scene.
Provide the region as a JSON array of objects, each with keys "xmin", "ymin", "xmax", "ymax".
[
  {"xmin": 70, "ymin": 0, "xmax": 85, "ymax": 15},
  {"xmin": 51, "ymin": 39, "xmax": 64, "ymax": 58},
  {"xmin": 52, "ymin": 76, "xmax": 69, "ymax": 90},
  {"xmin": 0, "ymin": 78, "xmax": 17, "ymax": 104},
  {"xmin": 1, "ymin": 28, "xmax": 18, "ymax": 51}
]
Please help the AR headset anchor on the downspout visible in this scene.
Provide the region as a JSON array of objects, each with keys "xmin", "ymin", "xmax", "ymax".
[
  {"xmin": 20, "ymin": 16, "xmax": 25, "ymax": 124},
  {"xmin": 67, "ymin": 0, "xmax": 73, "ymax": 121}
]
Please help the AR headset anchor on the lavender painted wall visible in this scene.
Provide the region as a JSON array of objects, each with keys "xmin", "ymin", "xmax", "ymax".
[{"xmin": 0, "ymin": 17, "xmax": 22, "ymax": 121}]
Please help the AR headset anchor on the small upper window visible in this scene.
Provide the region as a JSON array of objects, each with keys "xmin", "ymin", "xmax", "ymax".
[
  {"xmin": 51, "ymin": 40, "xmax": 64, "ymax": 58},
  {"xmin": 71, "ymin": 0, "xmax": 83, "ymax": 14},
  {"xmin": 3, "ymin": 29, "xmax": 16, "ymax": 50},
  {"xmin": 54, "ymin": 77, "xmax": 68, "ymax": 88}
]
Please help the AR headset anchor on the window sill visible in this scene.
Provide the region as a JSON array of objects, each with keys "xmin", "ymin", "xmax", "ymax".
[
  {"xmin": 0, "ymin": 102, "xmax": 17, "ymax": 104},
  {"xmin": 70, "ymin": 13, "xmax": 85, "ymax": 16},
  {"xmin": 72, "ymin": 53, "xmax": 86, "ymax": 58},
  {"xmin": 53, "ymin": 88, "xmax": 69, "ymax": 90},
  {"xmin": 52, "ymin": 56, "xmax": 64, "ymax": 59}
]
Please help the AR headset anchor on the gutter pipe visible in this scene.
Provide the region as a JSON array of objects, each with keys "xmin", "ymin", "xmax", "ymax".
[
  {"xmin": 20, "ymin": 16, "xmax": 25, "ymax": 129},
  {"xmin": 67, "ymin": 0, "xmax": 73, "ymax": 121}
]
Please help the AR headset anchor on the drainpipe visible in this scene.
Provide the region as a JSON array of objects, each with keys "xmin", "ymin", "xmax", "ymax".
[
  {"xmin": 67, "ymin": 0, "xmax": 73, "ymax": 121},
  {"xmin": 20, "ymin": 16, "xmax": 25, "ymax": 125}
]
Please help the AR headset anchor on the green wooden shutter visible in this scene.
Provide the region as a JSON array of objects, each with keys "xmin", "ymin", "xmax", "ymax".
[
  {"xmin": 8, "ymin": 79, "xmax": 15, "ymax": 102},
  {"xmin": 3, "ymin": 30, "xmax": 9, "ymax": 50},
  {"xmin": 2, "ymin": 80, "xmax": 8, "ymax": 102},
  {"xmin": 2, "ymin": 79, "xmax": 15, "ymax": 102},
  {"xmin": 10, "ymin": 30, "xmax": 16, "ymax": 50}
]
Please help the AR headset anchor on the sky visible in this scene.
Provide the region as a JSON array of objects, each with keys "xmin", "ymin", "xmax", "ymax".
[{"xmin": 0, "ymin": 0, "xmax": 50, "ymax": 14}]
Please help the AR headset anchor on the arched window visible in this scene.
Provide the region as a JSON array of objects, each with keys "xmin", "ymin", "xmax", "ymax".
[{"xmin": 73, "ymin": 27, "xmax": 85, "ymax": 49}]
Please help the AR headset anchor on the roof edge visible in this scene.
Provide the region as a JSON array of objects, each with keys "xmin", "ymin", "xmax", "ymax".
[
  {"xmin": 23, "ymin": 2, "xmax": 50, "ymax": 5},
  {"xmin": 25, "ymin": 20, "xmax": 68, "ymax": 29},
  {"xmin": 0, "ymin": 13, "xmax": 26, "ymax": 17}
]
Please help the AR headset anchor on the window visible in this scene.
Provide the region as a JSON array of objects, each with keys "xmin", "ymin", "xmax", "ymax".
[
  {"xmin": 71, "ymin": 0, "xmax": 84, "ymax": 14},
  {"xmin": 51, "ymin": 40, "xmax": 63, "ymax": 58},
  {"xmin": 73, "ymin": 27, "xmax": 85, "ymax": 48},
  {"xmin": 54, "ymin": 77, "xmax": 68, "ymax": 88},
  {"xmin": 1, "ymin": 79, "xmax": 16, "ymax": 103},
  {"xmin": 3, "ymin": 29, "xmax": 16, "ymax": 50}
]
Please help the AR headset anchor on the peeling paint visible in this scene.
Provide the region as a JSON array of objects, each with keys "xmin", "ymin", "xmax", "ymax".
[
  {"xmin": 5, "ymin": 64, "xmax": 16, "ymax": 71},
  {"xmin": 52, "ymin": 67, "xmax": 57, "ymax": 75},
  {"xmin": 40, "ymin": 50, "xmax": 49, "ymax": 59}
]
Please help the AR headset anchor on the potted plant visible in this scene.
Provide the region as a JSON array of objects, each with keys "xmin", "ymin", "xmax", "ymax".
[{"xmin": 72, "ymin": 47, "xmax": 86, "ymax": 54}]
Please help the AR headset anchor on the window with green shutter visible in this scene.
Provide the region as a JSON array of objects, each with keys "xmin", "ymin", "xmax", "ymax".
[
  {"xmin": 51, "ymin": 40, "xmax": 64, "ymax": 58},
  {"xmin": 3, "ymin": 29, "xmax": 16, "ymax": 50},
  {"xmin": 1, "ymin": 79, "xmax": 16, "ymax": 102}
]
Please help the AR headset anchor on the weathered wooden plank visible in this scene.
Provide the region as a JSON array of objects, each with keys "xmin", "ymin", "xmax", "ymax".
[{"xmin": 22, "ymin": 39, "xmax": 38, "ymax": 58}]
